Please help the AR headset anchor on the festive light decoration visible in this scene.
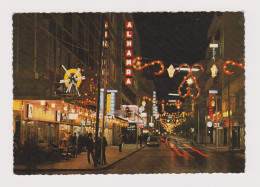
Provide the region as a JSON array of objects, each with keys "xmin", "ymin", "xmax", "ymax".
[
  {"xmin": 186, "ymin": 77, "xmax": 193, "ymax": 85},
  {"xmin": 211, "ymin": 64, "xmax": 218, "ymax": 78},
  {"xmin": 178, "ymin": 63, "xmax": 204, "ymax": 99},
  {"xmin": 167, "ymin": 64, "xmax": 176, "ymax": 78},
  {"xmin": 132, "ymin": 56, "xmax": 164, "ymax": 75},
  {"xmin": 60, "ymin": 65, "xmax": 85, "ymax": 96},
  {"xmin": 223, "ymin": 60, "xmax": 244, "ymax": 75},
  {"xmin": 175, "ymin": 100, "xmax": 182, "ymax": 109}
]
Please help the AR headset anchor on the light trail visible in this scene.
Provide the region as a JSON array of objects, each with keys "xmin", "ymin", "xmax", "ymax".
[
  {"xmin": 183, "ymin": 144, "xmax": 208, "ymax": 157},
  {"xmin": 171, "ymin": 144, "xmax": 184, "ymax": 156}
]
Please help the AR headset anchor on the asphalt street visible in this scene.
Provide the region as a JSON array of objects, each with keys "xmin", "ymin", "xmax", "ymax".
[{"xmin": 85, "ymin": 143, "xmax": 245, "ymax": 174}]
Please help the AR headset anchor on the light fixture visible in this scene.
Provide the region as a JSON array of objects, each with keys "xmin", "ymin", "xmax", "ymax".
[
  {"xmin": 168, "ymin": 93, "xmax": 179, "ymax": 96},
  {"xmin": 167, "ymin": 64, "xmax": 176, "ymax": 78},
  {"xmin": 40, "ymin": 100, "xmax": 46, "ymax": 106},
  {"xmin": 176, "ymin": 67, "xmax": 200, "ymax": 72},
  {"xmin": 211, "ymin": 64, "xmax": 218, "ymax": 78}
]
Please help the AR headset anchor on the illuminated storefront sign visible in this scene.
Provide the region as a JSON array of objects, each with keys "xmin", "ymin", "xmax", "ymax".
[
  {"xmin": 153, "ymin": 91, "xmax": 158, "ymax": 116},
  {"xmin": 208, "ymin": 94, "xmax": 214, "ymax": 120},
  {"xmin": 125, "ymin": 21, "xmax": 133, "ymax": 85}
]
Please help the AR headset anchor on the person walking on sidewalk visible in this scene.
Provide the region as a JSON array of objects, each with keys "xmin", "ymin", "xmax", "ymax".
[
  {"xmin": 119, "ymin": 133, "xmax": 124, "ymax": 152},
  {"xmin": 86, "ymin": 133, "xmax": 94, "ymax": 164},
  {"xmin": 100, "ymin": 132, "xmax": 108, "ymax": 164},
  {"xmin": 139, "ymin": 134, "xmax": 143, "ymax": 147}
]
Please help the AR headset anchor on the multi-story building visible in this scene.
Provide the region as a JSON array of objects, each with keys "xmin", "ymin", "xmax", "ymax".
[
  {"xmin": 203, "ymin": 12, "xmax": 245, "ymax": 149},
  {"xmin": 13, "ymin": 13, "xmax": 152, "ymax": 147}
]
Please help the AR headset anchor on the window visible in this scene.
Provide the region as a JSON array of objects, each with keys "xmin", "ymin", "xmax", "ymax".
[
  {"xmin": 215, "ymin": 30, "xmax": 220, "ymax": 41},
  {"xmin": 63, "ymin": 14, "xmax": 72, "ymax": 33}
]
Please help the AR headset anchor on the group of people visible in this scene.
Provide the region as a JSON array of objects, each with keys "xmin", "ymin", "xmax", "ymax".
[{"xmin": 66, "ymin": 132, "xmax": 108, "ymax": 165}]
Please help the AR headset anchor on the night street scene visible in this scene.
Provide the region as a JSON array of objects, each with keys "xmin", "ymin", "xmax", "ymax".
[{"xmin": 12, "ymin": 12, "xmax": 246, "ymax": 175}]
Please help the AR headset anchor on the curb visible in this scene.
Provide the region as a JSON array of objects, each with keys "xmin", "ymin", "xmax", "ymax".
[
  {"xmin": 14, "ymin": 145, "xmax": 146, "ymax": 174},
  {"xmin": 198, "ymin": 145, "xmax": 245, "ymax": 157}
]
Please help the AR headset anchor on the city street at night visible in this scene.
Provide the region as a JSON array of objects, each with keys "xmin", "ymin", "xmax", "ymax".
[{"xmin": 3, "ymin": 1, "xmax": 260, "ymax": 187}]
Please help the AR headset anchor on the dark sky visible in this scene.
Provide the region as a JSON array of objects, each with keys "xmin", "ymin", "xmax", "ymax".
[{"xmin": 133, "ymin": 12, "xmax": 214, "ymax": 104}]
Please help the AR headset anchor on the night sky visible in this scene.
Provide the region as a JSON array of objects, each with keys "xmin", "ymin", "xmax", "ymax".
[{"xmin": 133, "ymin": 12, "xmax": 214, "ymax": 104}]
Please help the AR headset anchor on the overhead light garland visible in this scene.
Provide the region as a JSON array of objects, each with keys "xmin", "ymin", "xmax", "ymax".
[
  {"xmin": 132, "ymin": 56, "xmax": 164, "ymax": 75},
  {"xmin": 223, "ymin": 60, "xmax": 244, "ymax": 75},
  {"xmin": 178, "ymin": 63, "xmax": 204, "ymax": 99}
]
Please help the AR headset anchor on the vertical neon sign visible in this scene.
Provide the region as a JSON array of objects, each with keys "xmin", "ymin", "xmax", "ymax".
[{"xmin": 125, "ymin": 21, "xmax": 133, "ymax": 85}]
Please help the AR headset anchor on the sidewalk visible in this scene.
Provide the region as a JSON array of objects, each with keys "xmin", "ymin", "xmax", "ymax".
[
  {"xmin": 14, "ymin": 144, "xmax": 144, "ymax": 170},
  {"xmin": 198, "ymin": 144, "xmax": 245, "ymax": 159}
]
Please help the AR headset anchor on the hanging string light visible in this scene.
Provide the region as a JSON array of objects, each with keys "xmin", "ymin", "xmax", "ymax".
[
  {"xmin": 178, "ymin": 63, "xmax": 204, "ymax": 99},
  {"xmin": 223, "ymin": 60, "xmax": 244, "ymax": 75},
  {"xmin": 132, "ymin": 56, "xmax": 164, "ymax": 75}
]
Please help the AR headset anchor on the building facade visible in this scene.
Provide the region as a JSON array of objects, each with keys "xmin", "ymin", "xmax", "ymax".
[{"xmin": 13, "ymin": 13, "xmax": 152, "ymax": 148}]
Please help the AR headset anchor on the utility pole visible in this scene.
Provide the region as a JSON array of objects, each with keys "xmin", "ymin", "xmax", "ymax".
[
  {"xmin": 228, "ymin": 76, "xmax": 232, "ymax": 152},
  {"xmin": 101, "ymin": 53, "xmax": 108, "ymax": 165},
  {"xmin": 197, "ymin": 108, "xmax": 200, "ymax": 144},
  {"xmin": 205, "ymin": 97, "xmax": 208, "ymax": 146},
  {"xmin": 94, "ymin": 13, "xmax": 104, "ymax": 167}
]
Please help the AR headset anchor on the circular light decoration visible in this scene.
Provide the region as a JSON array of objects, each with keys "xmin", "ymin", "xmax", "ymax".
[
  {"xmin": 132, "ymin": 56, "xmax": 164, "ymax": 75},
  {"xmin": 178, "ymin": 63, "xmax": 204, "ymax": 99},
  {"xmin": 175, "ymin": 100, "xmax": 182, "ymax": 109},
  {"xmin": 223, "ymin": 60, "xmax": 244, "ymax": 75},
  {"xmin": 60, "ymin": 65, "xmax": 85, "ymax": 96},
  {"xmin": 211, "ymin": 64, "xmax": 218, "ymax": 78}
]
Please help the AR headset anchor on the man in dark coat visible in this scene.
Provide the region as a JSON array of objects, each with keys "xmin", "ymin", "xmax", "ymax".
[
  {"xmin": 86, "ymin": 133, "xmax": 94, "ymax": 164},
  {"xmin": 100, "ymin": 132, "xmax": 108, "ymax": 164},
  {"xmin": 119, "ymin": 133, "xmax": 123, "ymax": 152}
]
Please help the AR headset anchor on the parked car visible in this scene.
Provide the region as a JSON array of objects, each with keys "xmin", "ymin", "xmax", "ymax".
[{"xmin": 147, "ymin": 136, "xmax": 160, "ymax": 147}]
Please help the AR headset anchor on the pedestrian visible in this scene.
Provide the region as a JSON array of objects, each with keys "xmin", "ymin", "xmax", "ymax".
[
  {"xmin": 86, "ymin": 133, "xmax": 94, "ymax": 164},
  {"xmin": 82, "ymin": 133, "xmax": 88, "ymax": 152},
  {"xmin": 100, "ymin": 132, "xmax": 108, "ymax": 164},
  {"xmin": 78, "ymin": 133, "xmax": 83, "ymax": 154},
  {"xmin": 139, "ymin": 134, "xmax": 143, "ymax": 147},
  {"xmin": 119, "ymin": 133, "xmax": 124, "ymax": 152}
]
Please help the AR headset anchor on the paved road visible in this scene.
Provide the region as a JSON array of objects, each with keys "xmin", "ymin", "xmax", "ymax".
[{"xmin": 85, "ymin": 143, "xmax": 244, "ymax": 174}]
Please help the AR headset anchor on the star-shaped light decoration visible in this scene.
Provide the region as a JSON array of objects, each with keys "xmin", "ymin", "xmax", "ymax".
[
  {"xmin": 211, "ymin": 64, "xmax": 218, "ymax": 78},
  {"xmin": 186, "ymin": 77, "xmax": 193, "ymax": 85},
  {"xmin": 167, "ymin": 64, "xmax": 176, "ymax": 78},
  {"xmin": 60, "ymin": 65, "xmax": 85, "ymax": 96}
]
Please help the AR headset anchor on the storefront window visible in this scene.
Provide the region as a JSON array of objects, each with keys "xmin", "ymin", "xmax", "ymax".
[
  {"xmin": 48, "ymin": 124, "xmax": 59, "ymax": 145},
  {"xmin": 59, "ymin": 124, "xmax": 71, "ymax": 143},
  {"xmin": 37, "ymin": 122, "xmax": 48, "ymax": 143}
]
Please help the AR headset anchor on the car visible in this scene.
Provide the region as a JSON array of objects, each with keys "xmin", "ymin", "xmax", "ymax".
[
  {"xmin": 147, "ymin": 136, "xmax": 160, "ymax": 147},
  {"xmin": 160, "ymin": 137, "xmax": 166, "ymax": 143}
]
